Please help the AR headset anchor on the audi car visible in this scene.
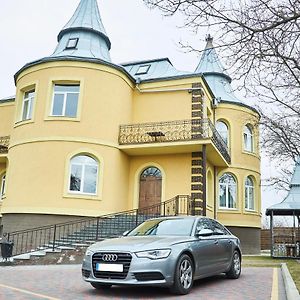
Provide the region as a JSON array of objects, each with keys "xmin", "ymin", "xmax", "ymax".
[{"xmin": 81, "ymin": 216, "xmax": 241, "ymax": 295}]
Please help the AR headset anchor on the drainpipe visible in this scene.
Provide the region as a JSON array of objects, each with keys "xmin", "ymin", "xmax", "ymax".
[
  {"xmin": 202, "ymin": 145, "xmax": 207, "ymax": 216},
  {"xmin": 213, "ymin": 166, "xmax": 217, "ymax": 220}
]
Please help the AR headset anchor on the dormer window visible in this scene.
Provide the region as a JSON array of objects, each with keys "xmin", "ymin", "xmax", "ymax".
[
  {"xmin": 66, "ymin": 38, "xmax": 79, "ymax": 50},
  {"xmin": 135, "ymin": 65, "xmax": 150, "ymax": 75}
]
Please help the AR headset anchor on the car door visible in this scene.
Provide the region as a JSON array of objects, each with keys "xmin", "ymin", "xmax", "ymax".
[
  {"xmin": 192, "ymin": 218, "xmax": 219, "ymax": 277},
  {"xmin": 211, "ymin": 220, "xmax": 233, "ymax": 270}
]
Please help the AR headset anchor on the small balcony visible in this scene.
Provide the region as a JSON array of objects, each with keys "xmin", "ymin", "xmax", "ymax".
[
  {"xmin": 119, "ymin": 119, "xmax": 231, "ymax": 165},
  {"xmin": 0, "ymin": 136, "xmax": 9, "ymax": 154}
]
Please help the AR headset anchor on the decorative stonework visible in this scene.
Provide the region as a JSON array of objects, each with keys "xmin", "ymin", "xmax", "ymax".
[{"xmin": 191, "ymin": 83, "xmax": 205, "ymax": 215}]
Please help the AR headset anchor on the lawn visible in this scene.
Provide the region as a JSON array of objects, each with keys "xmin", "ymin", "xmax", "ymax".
[{"xmin": 243, "ymin": 255, "xmax": 300, "ymax": 292}]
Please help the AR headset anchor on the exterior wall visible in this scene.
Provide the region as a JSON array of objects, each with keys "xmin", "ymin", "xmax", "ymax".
[
  {"xmin": 132, "ymin": 79, "xmax": 203, "ymax": 123},
  {"xmin": 214, "ymin": 103, "xmax": 261, "ymax": 230},
  {"xmin": 228, "ymin": 226, "xmax": 261, "ymax": 254},
  {"xmin": 2, "ymin": 213, "xmax": 85, "ymax": 233},
  {"xmin": 0, "ymin": 101, "xmax": 15, "ymax": 137},
  {"xmin": 2, "ymin": 61, "xmax": 134, "ymax": 219}
]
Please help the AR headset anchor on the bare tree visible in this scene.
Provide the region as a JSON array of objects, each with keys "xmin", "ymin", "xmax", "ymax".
[{"xmin": 144, "ymin": 0, "xmax": 300, "ymax": 187}]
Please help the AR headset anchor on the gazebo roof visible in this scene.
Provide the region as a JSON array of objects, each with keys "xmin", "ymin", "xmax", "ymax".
[{"xmin": 266, "ymin": 158, "xmax": 300, "ymax": 216}]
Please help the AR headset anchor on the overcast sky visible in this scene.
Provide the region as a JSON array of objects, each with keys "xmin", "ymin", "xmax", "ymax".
[{"xmin": 0, "ymin": 0, "xmax": 288, "ymax": 219}]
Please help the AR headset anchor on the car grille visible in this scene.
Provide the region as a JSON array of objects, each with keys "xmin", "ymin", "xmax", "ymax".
[
  {"xmin": 92, "ymin": 252, "xmax": 132, "ymax": 279},
  {"xmin": 134, "ymin": 272, "xmax": 165, "ymax": 281},
  {"xmin": 82, "ymin": 269, "xmax": 91, "ymax": 278}
]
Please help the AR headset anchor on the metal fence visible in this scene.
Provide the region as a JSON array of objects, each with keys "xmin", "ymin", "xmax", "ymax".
[
  {"xmin": 6, "ymin": 195, "xmax": 194, "ymax": 257},
  {"xmin": 119, "ymin": 119, "xmax": 230, "ymax": 164}
]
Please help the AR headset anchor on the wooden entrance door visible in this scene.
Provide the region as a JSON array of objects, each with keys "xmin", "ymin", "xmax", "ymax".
[{"xmin": 139, "ymin": 167, "xmax": 162, "ymax": 210}]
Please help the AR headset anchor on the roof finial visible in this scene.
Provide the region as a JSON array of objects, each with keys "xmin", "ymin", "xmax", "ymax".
[{"xmin": 205, "ymin": 34, "xmax": 214, "ymax": 49}]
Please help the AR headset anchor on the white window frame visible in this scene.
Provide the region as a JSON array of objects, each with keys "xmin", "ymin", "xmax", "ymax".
[
  {"xmin": 51, "ymin": 85, "xmax": 79, "ymax": 117},
  {"xmin": 68, "ymin": 155, "xmax": 99, "ymax": 196},
  {"xmin": 0, "ymin": 174, "xmax": 6, "ymax": 199},
  {"xmin": 66, "ymin": 38, "xmax": 79, "ymax": 49},
  {"xmin": 135, "ymin": 65, "xmax": 151, "ymax": 75},
  {"xmin": 22, "ymin": 90, "xmax": 35, "ymax": 121},
  {"xmin": 219, "ymin": 173, "xmax": 237, "ymax": 209},
  {"xmin": 243, "ymin": 125, "xmax": 253, "ymax": 152},
  {"xmin": 245, "ymin": 176, "xmax": 255, "ymax": 210}
]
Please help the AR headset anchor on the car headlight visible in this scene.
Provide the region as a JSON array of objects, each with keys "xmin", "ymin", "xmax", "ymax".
[
  {"xmin": 85, "ymin": 249, "xmax": 94, "ymax": 257},
  {"xmin": 135, "ymin": 249, "xmax": 171, "ymax": 260}
]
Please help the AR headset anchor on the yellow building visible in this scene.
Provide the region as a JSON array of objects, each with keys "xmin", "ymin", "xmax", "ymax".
[{"xmin": 0, "ymin": 0, "xmax": 261, "ymax": 253}]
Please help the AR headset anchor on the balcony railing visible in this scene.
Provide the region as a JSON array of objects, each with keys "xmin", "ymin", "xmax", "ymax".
[
  {"xmin": 119, "ymin": 119, "xmax": 230, "ymax": 163},
  {"xmin": 0, "ymin": 136, "xmax": 9, "ymax": 154}
]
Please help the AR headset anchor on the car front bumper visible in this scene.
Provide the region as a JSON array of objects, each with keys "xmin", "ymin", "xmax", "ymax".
[{"xmin": 82, "ymin": 251, "xmax": 175, "ymax": 287}]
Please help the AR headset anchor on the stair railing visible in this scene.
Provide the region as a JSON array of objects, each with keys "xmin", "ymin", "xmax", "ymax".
[{"xmin": 4, "ymin": 195, "xmax": 194, "ymax": 257}]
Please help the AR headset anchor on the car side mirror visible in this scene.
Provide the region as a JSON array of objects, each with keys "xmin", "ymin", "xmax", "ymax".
[
  {"xmin": 122, "ymin": 230, "xmax": 130, "ymax": 236},
  {"xmin": 196, "ymin": 228, "xmax": 213, "ymax": 237}
]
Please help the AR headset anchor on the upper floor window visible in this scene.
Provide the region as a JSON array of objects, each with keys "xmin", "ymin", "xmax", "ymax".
[
  {"xmin": 69, "ymin": 155, "xmax": 98, "ymax": 195},
  {"xmin": 22, "ymin": 90, "xmax": 35, "ymax": 121},
  {"xmin": 135, "ymin": 65, "xmax": 151, "ymax": 75},
  {"xmin": 245, "ymin": 176, "xmax": 254, "ymax": 210},
  {"xmin": 216, "ymin": 120, "xmax": 229, "ymax": 146},
  {"xmin": 243, "ymin": 124, "xmax": 253, "ymax": 152},
  {"xmin": 66, "ymin": 38, "xmax": 79, "ymax": 50},
  {"xmin": 51, "ymin": 85, "xmax": 79, "ymax": 118},
  {"xmin": 219, "ymin": 173, "xmax": 237, "ymax": 209},
  {"xmin": 0, "ymin": 174, "xmax": 6, "ymax": 199}
]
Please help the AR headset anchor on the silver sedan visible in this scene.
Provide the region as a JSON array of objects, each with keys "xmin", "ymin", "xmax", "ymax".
[{"xmin": 82, "ymin": 216, "xmax": 241, "ymax": 295}]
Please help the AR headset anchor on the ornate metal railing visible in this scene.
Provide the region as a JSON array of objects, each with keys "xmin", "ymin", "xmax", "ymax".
[
  {"xmin": 0, "ymin": 136, "xmax": 9, "ymax": 154},
  {"xmin": 119, "ymin": 119, "xmax": 230, "ymax": 164},
  {"xmin": 4, "ymin": 195, "xmax": 194, "ymax": 257}
]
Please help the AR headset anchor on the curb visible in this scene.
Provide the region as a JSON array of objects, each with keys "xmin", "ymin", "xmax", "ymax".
[{"xmin": 281, "ymin": 263, "xmax": 300, "ymax": 300}]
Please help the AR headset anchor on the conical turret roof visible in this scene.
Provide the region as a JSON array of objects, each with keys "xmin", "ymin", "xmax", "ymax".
[
  {"xmin": 266, "ymin": 158, "xmax": 300, "ymax": 215},
  {"xmin": 51, "ymin": 0, "xmax": 111, "ymax": 62},
  {"xmin": 195, "ymin": 35, "xmax": 241, "ymax": 103}
]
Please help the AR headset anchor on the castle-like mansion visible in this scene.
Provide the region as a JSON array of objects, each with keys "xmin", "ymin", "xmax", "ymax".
[{"xmin": 0, "ymin": 0, "xmax": 261, "ymax": 253}]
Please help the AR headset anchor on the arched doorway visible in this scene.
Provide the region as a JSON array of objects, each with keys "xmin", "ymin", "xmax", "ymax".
[{"xmin": 139, "ymin": 166, "xmax": 162, "ymax": 209}]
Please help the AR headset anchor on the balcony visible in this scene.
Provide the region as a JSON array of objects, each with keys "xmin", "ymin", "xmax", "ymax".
[
  {"xmin": 0, "ymin": 136, "xmax": 9, "ymax": 154},
  {"xmin": 119, "ymin": 119, "xmax": 231, "ymax": 165}
]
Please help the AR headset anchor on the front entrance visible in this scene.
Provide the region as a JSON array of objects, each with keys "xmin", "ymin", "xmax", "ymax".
[{"xmin": 139, "ymin": 167, "xmax": 162, "ymax": 210}]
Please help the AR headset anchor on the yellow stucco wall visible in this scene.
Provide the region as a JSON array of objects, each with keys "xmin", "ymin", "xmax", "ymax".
[
  {"xmin": 214, "ymin": 103, "xmax": 261, "ymax": 228},
  {"xmin": 0, "ymin": 101, "xmax": 15, "ymax": 137},
  {"xmin": 0, "ymin": 58, "xmax": 261, "ymax": 231}
]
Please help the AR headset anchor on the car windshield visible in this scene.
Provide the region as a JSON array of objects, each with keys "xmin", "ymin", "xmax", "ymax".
[{"xmin": 128, "ymin": 218, "xmax": 195, "ymax": 236}]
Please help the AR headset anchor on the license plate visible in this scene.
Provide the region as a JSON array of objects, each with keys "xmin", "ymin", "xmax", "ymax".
[{"xmin": 96, "ymin": 263, "xmax": 123, "ymax": 272}]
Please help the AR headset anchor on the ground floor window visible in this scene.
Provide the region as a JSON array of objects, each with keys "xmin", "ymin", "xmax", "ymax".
[
  {"xmin": 245, "ymin": 176, "xmax": 254, "ymax": 210},
  {"xmin": 219, "ymin": 173, "xmax": 237, "ymax": 209},
  {"xmin": 69, "ymin": 155, "xmax": 98, "ymax": 195}
]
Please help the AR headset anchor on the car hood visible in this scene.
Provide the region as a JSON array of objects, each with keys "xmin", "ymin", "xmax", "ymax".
[{"xmin": 88, "ymin": 236, "xmax": 195, "ymax": 253}]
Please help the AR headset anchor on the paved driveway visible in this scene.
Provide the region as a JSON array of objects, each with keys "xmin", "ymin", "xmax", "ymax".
[{"xmin": 0, "ymin": 265, "xmax": 285, "ymax": 300}]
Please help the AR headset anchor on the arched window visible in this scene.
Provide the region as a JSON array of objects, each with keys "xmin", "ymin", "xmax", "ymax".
[
  {"xmin": 243, "ymin": 125, "xmax": 253, "ymax": 152},
  {"xmin": 216, "ymin": 120, "xmax": 229, "ymax": 146},
  {"xmin": 0, "ymin": 173, "xmax": 6, "ymax": 199},
  {"xmin": 141, "ymin": 167, "xmax": 162, "ymax": 178},
  {"xmin": 245, "ymin": 176, "xmax": 254, "ymax": 210},
  {"xmin": 69, "ymin": 155, "xmax": 98, "ymax": 195},
  {"xmin": 219, "ymin": 173, "xmax": 237, "ymax": 209}
]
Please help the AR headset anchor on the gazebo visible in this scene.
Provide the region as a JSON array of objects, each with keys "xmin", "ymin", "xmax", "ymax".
[{"xmin": 266, "ymin": 159, "xmax": 300, "ymax": 258}]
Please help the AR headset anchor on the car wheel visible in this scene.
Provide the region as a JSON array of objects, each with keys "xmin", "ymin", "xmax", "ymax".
[
  {"xmin": 90, "ymin": 282, "xmax": 112, "ymax": 290},
  {"xmin": 226, "ymin": 250, "xmax": 241, "ymax": 279},
  {"xmin": 171, "ymin": 254, "xmax": 194, "ymax": 295}
]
